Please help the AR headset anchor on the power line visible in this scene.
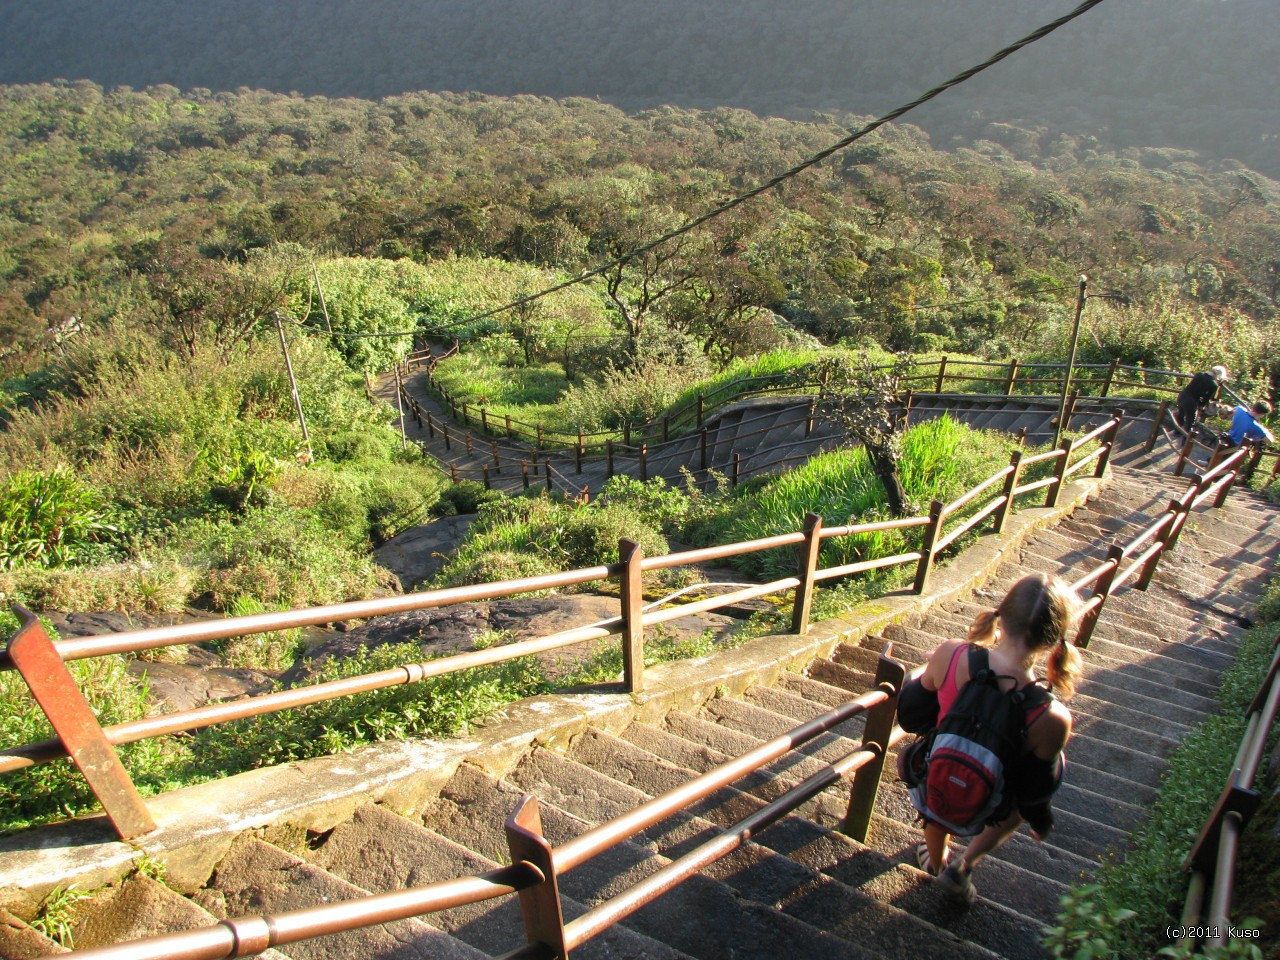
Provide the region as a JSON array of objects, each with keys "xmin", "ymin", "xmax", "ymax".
[{"xmin": 300, "ymin": 0, "xmax": 1109, "ymax": 343}]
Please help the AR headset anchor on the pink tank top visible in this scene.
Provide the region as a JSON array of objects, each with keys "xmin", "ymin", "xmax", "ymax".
[{"xmin": 938, "ymin": 643, "xmax": 1050, "ymax": 725}]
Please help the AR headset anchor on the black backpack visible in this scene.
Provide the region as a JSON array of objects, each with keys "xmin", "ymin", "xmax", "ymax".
[{"xmin": 904, "ymin": 645, "xmax": 1052, "ymax": 837}]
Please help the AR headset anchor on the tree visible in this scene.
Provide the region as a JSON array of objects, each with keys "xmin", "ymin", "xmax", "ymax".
[{"xmin": 813, "ymin": 354, "xmax": 914, "ymax": 517}]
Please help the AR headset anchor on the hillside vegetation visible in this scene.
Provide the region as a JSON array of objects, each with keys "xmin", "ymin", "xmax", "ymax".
[
  {"xmin": 1, "ymin": 1, "xmax": 1277, "ymax": 178},
  {"xmin": 0, "ymin": 83, "xmax": 1278, "ymax": 613}
]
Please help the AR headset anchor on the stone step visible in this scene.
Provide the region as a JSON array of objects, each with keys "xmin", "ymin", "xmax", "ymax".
[
  {"xmin": 424, "ymin": 763, "xmax": 909, "ymax": 960},
  {"xmin": 875, "ymin": 625, "xmax": 1214, "ymax": 731},
  {"xmin": 311, "ymin": 804, "xmax": 690, "ymax": 960},
  {"xmin": 0, "ymin": 906, "xmax": 67, "ymax": 957},
  {"xmin": 198, "ymin": 836, "xmax": 485, "ymax": 960},
  {"xmin": 69, "ymin": 874, "xmax": 292, "ymax": 959}
]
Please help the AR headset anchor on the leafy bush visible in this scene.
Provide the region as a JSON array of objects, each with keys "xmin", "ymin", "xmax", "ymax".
[
  {"xmin": 0, "ymin": 467, "xmax": 117, "ymax": 570},
  {"xmin": 0, "ymin": 559, "xmax": 194, "ymax": 614},
  {"xmin": 433, "ymin": 480, "xmax": 505, "ymax": 517}
]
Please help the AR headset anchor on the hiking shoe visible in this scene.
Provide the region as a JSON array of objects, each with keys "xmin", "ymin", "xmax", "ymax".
[{"xmin": 937, "ymin": 863, "xmax": 977, "ymax": 905}]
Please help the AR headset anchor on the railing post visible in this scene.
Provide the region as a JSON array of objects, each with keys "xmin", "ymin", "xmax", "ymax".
[
  {"xmin": 700, "ymin": 428, "xmax": 709, "ymax": 472},
  {"xmin": 935, "ymin": 356, "xmax": 947, "ymax": 393},
  {"xmin": 1214, "ymin": 453, "xmax": 1244, "ymax": 508},
  {"xmin": 506, "ymin": 414, "xmax": 514, "ymax": 440},
  {"xmin": 545, "ymin": 463, "xmax": 552, "ymax": 493},
  {"xmin": 1137, "ymin": 498, "xmax": 1183, "ymax": 590},
  {"xmin": 842, "ymin": 647, "xmax": 906, "ymax": 843},
  {"xmin": 442, "ymin": 424, "xmax": 451, "ymax": 452},
  {"xmin": 537, "ymin": 424, "xmax": 544, "ymax": 449},
  {"xmin": 902, "ymin": 390, "xmax": 913, "ymax": 426},
  {"xmin": 1102, "ymin": 358, "xmax": 1119, "ymax": 397},
  {"xmin": 697, "ymin": 393, "xmax": 705, "ymax": 428},
  {"xmin": 791, "ymin": 513, "xmax": 824, "ymax": 636},
  {"xmin": 576, "ymin": 431, "xmax": 584, "ymax": 475},
  {"xmin": 619, "ymin": 538, "xmax": 645, "ymax": 693},
  {"xmin": 1076, "ymin": 544, "xmax": 1124, "ymax": 649},
  {"xmin": 1146, "ymin": 400, "xmax": 1169, "ymax": 452},
  {"xmin": 531, "ymin": 446, "xmax": 539, "ymax": 467},
  {"xmin": 425, "ymin": 412, "xmax": 435, "ymax": 439},
  {"xmin": 662, "ymin": 415, "xmax": 670, "ymax": 443},
  {"xmin": 481, "ymin": 408, "xmax": 489, "ymax": 435},
  {"xmin": 482, "ymin": 464, "xmax": 491, "ymax": 490},
  {"xmin": 606, "ymin": 439, "xmax": 615, "ymax": 479},
  {"xmin": 505, "ymin": 794, "xmax": 568, "ymax": 960},
  {"xmin": 1095, "ymin": 415, "xmax": 1121, "ymax": 477},
  {"xmin": 806, "ymin": 400, "xmax": 816, "ymax": 436},
  {"xmin": 624, "ymin": 421, "xmax": 631, "ymax": 447},
  {"xmin": 1006, "ymin": 358, "xmax": 1020, "ymax": 396},
  {"xmin": 913, "ymin": 500, "xmax": 944, "ymax": 594},
  {"xmin": 1166, "ymin": 481, "xmax": 1202, "ymax": 552},
  {"xmin": 1174, "ymin": 433, "xmax": 1196, "ymax": 477},
  {"xmin": 450, "ymin": 463, "xmax": 459, "ymax": 483},
  {"xmin": 639, "ymin": 444, "xmax": 648, "ymax": 483},
  {"xmin": 1046, "ymin": 442, "xmax": 1072, "ymax": 508},
  {"xmin": 732, "ymin": 452, "xmax": 741, "ymax": 488},
  {"xmin": 465, "ymin": 431, "xmax": 473, "ymax": 456},
  {"xmin": 1245, "ymin": 444, "xmax": 1265, "ymax": 484},
  {"xmin": 7, "ymin": 607, "xmax": 157, "ymax": 839},
  {"xmin": 492, "ymin": 442, "xmax": 501, "ymax": 472},
  {"xmin": 993, "ymin": 450, "xmax": 1024, "ymax": 534},
  {"xmin": 521, "ymin": 460, "xmax": 530, "ymax": 490}
]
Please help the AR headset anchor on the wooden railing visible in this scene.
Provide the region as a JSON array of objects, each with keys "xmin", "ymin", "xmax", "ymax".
[{"xmin": 46, "ymin": 418, "xmax": 1263, "ymax": 960}]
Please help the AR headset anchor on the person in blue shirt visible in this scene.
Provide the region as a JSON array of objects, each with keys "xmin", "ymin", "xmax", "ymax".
[{"xmin": 1226, "ymin": 400, "xmax": 1275, "ymax": 447}]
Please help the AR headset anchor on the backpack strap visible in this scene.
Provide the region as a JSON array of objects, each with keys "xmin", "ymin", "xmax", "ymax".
[{"xmin": 966, "ymin": 644, "xmax": 1053, "ymax": 720}]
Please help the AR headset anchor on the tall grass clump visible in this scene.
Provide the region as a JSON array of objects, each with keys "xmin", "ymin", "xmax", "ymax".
[
  {"xmin": 688, "ymin": 416, "xmax": 1014, "ymax": 581},
  {"xmin": 183, "ymin": 642, "xmax": 549, "ymax": 773},
  {"xmin": 434, "ymin": 490, "xmax": 672, "ymax": 589}
]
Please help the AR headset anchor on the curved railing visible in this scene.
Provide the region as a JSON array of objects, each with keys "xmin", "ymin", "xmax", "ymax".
[{"xmin": 43, "ymin": 418, "xmax": 1265, "ymax": 960}]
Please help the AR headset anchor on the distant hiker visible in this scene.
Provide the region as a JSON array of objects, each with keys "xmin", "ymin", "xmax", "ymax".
[
  {"xmin": 896, "ymin": 573, "xmax": 1082, "ymax": 905},
  {"xmin": 1175, "ymin": 364, "xmax": 1228, "ymax": 434},
  {"xmin": 1225, "ymin": 400, "xmax": 1275, "ymax": 448}
]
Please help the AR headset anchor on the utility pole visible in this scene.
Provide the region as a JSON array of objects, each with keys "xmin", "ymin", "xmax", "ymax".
[
  {"xmin": 311, "ymin": 262, "xmax": 333, "ymax": 335},
  {"xmin": 274, "ymin": 311, "xmax": 313, "ymax": 463},
  {"xmin": 1053, "ymin": 275, "xmax": 1088, "ymax": 450}
]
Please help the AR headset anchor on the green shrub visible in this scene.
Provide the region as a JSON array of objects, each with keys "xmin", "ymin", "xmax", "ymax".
[
  {"xmin": 0, "ymin": 611, "xmax": 186, "ymax": 832},
  {"xmin": 0, "ymin": 466, "xmax": 117, "ymax": 570},
  {"xmin": 0, "ymin": 559, "xmax": 194, "ymax": 614},
  {"xmin": 168, "ymin": 506, "xmax": 388, "ymax": 609},
  {"xmin": 433, "ymin": 480, "xmax": 505, "ymax": 517},
  {"xmin": 434, "ymin": 492, "xmax": 669, "ymax": 588}
]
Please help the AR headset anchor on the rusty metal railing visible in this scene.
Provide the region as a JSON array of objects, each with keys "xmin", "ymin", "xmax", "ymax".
[
  {"xmin": 2, "ymin": 409, "xmax": 1122, "ymax": 839},
  {"xmin": 60, "ymin": 655, "xmax": 906, "ymax": 960},
  {"xmin": 1177, "ymin": 633, "xmax": 1280, "ymax": 952}
]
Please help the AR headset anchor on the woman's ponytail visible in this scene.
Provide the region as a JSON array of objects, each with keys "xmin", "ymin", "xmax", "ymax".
[
  {"xmin": 1045, "ymin": 636, "xmax": 1082, "ymax": 701},
  {"xmin": 967, "ymin": 608, "xmax": 999, "ymax": 645}
]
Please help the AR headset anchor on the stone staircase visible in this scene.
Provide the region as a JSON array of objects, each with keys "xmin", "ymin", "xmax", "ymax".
[{"xmin": 4, "ymin": 447, "xmax": 1274, "ymax": 959}]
